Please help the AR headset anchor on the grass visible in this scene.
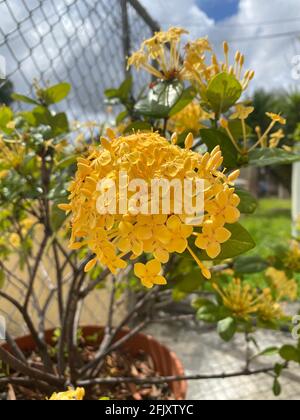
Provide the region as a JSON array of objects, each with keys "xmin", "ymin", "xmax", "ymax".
[{"xmin": 242, "ymin": 198, "xmax": 292, "ymax": 258}]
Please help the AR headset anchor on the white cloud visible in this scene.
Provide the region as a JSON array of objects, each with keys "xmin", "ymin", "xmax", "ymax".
[{"xmin": 140, "ymin": 0, "xmax": 300, "ymax": 92}]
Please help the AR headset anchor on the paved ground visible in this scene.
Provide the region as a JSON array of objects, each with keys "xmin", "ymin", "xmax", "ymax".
[{"xmin": 147, "ymin": 322, "xmax": 300, "ymax": 400}]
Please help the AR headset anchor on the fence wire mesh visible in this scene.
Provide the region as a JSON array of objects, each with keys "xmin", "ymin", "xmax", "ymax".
[
  {"xmin": 0, "ymin": 0, "xmax": 158, "ymax": 120},
  {"xmin": 0, "ymin": 0, "xmax": 159, "ymax": 335}
]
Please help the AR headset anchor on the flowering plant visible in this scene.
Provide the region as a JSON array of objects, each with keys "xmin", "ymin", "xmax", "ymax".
[{"xmin": 0, "ymin": 28, "xmax": 300, "ymax": 400}]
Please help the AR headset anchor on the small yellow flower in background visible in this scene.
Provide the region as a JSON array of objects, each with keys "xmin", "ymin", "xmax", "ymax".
[
  {"xmin": 195, "ymin": 221, "xmax": 231, "ymax": 259},
  {"xmin": 283, "ymin": 240, "xmax": 300, "ymax": 272},
  {"xmin": 266, "ymin": 112, "xmax": 286, "ymax": 125},
  {"xmin": 168, "ymin": 102, "xmax": 214, "ymax": 135},
  {"xmin": 230, "ymin": 104, "xmax": 254, "ymax": 120},
  {"xmin": 49, "ymin": 387, "xmax": 85, "ymax": 401},
  {"xmin": 257, "ymin": 289, "xmax": 283, "ymax": 322},
  {"xmin": 0, "ymin": 170, "xmax": 9, "ymax": 179},
  {"xmin": 9, "ymin": 233, "xmax": 21, "ymax": 248},
  {"xmin": 266, "ymin": 267, "xmax": 298, "ymax": 301},
  {"xmin": 134, "ymin": 259, "xmax": 167, "ymax": 289},
  {"xmin": 269, "ymin": 129, "xmax": 285, "ymax": 149},
  {"xmin": 184, "ymin": 39, "xmax": 255, "ymax": 92},
  {"xmin": 213, "ymin": 279, "xmax": 260, "ymax": 320}
]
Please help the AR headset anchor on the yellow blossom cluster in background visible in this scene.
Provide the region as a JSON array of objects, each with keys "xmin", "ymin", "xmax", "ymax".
[
  {"xmin": 283, "ymin": 240, "xmax": 300, "ymax": 272},
  {"xmin": 59, "ymin": 131, "xmax": 241, "ymax": 287},
  {"xmin": 221, "ymin": 109, "xmax": 287, "ymax": 154},
  {"xmin": 0, "ymin": 136, "xmax": 25, "ymax": 170},
  {"xmin": 213, "ymin": 267, "xmax": 298, "ymax": 322},
  {"xmin": 168, "ymin": 101, "xmax": 214, "ymax": 134}
]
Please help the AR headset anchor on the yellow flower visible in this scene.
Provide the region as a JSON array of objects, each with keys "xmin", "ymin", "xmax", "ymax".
[
  {"xmin": 230, "ymin": 104, "xmax": 254, "ymax": 120},
  {"xmin": 205, "ymin": 188, "xmax": 240, "ymax": 227},
  {"xmin": 49, "ymin": 388, "xmax": 85, "ymax": 401},
  {"xmin": 266, "ymin": 267, "xmax": 298, "ymax": 301},
  {"xmin": 257, "ymin": 289, "xmax": 284, "ymax": 321},
  {"xmin": 168, "ymin": 102, "xmax": 214, "ymax": 134},
  {"xmin": 134, "ymin": 259, "xmax": 167, "ymax": 289},
  {"xmin": 61, "ymin": 131, "xmax": 240, "ymax": 288},
  {"xmin": 195, "ymin": 221, "xmax": 231, "ymax": 258},
  {"xmin": 184, "ymin": 39, "xmax": 254, "ymax": 92},
  {"xmin": 213, "ymin": 279, "xmax": 260, "ymax": 320},
  {"xmin": 128, "ymin": 27, "xmax": 188, "ymax": 81},
  {"xmin": 266, "ymin": 112, "xmax": 286, "ymax": 125},
  {"xmin": 0, "ymin": 170, "xmax": 9, "ymax": 179},
  {"xmin": 9, "ymin": 233, "xmax": 21, "ymax": 248},
  {"xmin": 269, "ymin": 129, "xmax": 285, "ymax": 149},
  {"xmin": 283, "ymin": 241, "xmax": 300, "ymax": 272},
  {"xmin": 166, "ymin": 215, "xmax": 193, "ymax": 253}
]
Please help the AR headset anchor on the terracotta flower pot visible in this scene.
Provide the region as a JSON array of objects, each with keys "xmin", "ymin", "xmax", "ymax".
[{"xmin": 4, "ymin": 326, "xmax": 187, "ymax": 400}]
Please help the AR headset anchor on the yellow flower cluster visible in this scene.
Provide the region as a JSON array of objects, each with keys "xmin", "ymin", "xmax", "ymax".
[
  {"xmin": 168, "ymin": 101, "xmax": 214, "ymax": 134},
  {"xmin": 0, "ymin": 136, "xmax": 25, "ymax": 169},
  {"xmin": 128, "ymin": 27, "xmax": 188, "ymax": 81},
  {"xmin": 60, "ymin": 131, "xmax": 241, "ymax": 288},
  {"xmin": 214, "ymin": 269, "xmax": 298, "ymax": 321},
  {"xmin": 221, "ymin": 110, "xmax": 287, "ymax": 154},
  {"xmin": 49, "ymin": 387, "xmax": 85, "ymax": 400},
  {"xmin": 283, "ymin": 241, "xmax": 300, "ymax": 272},
  {"xmin": 128, "ymin": 28, "xmax": 254, "ymax": 92},
  {"xmin": 184, "ymin": 40, "xmax": 255, "ymax": 92},
  {"xmin": 266, "ymin": 267, "xmax": 298, "ymax": 301}
]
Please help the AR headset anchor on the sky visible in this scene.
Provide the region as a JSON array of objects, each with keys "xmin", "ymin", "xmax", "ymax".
[{"xmin": 140, "ymin": 0, "xmax": 300, "ymax": 92}]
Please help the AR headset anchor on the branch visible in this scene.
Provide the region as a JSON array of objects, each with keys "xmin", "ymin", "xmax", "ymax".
[
  {"xmin": 78, "ymin": 367, "xmax": 275, "ymax": 387},
  {"xmin": 0, "ymin": 347, "xmax": 63, "ymax": 388}
]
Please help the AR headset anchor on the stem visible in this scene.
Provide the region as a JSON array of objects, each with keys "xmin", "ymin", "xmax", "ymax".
[{"xmin": 78, "ymin": 367, "xmax": 275, "ymax": 387}]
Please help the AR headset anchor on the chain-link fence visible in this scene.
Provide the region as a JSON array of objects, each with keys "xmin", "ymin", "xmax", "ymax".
[
  {"xmin": 0, "ymin": 0, "xmax": 159, "ymax": 120},
  {"xmin": 0, "ymin": 0, "xmax": 159, "ymax": 336}
]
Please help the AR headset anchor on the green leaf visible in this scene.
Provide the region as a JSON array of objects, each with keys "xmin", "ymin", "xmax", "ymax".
[
  {"xmin": 206, "ymin": 72, "xmax": 242, "ymax": 114},
  {"xmin": 234, "ymin": 256, "xmax": 269, "ymax": 274},
  {"xmin": 172, "ymin": 269, "xmax": 205, "ymax": 294},
  {"xmin": 135, "ymin": 80, "xmax": 184, "ymax": 119},
  {"xmin": 197, "ymin": 303, "xmax": 230, "ymax": 323},
  {"xmin": 11, "ymin": 93, "xmax": 39, "ymax": 105},
  {"xmin": 236, "ymin": 188, "xmax": 258, "ymax": 214},
  {"xmin": 279, "ymin": 345, "xmax": 300, "ymax": 363},
  {"xmin": 0, "ymin": 106, "xmax": 13, "ymax": 134},
  {"xmin": 217, "ymin": 317, "xmax": 237, "ymax": 342},
  {"xmin": 51, "ymin": 112, "xmax": 69, "ymax": 136},
  {"xmin": 32, "ymin": 106, "xmax": 52, "ymax": 126},
  {"xmin": 56, "ymin": 154, "xmax": 78, "ymax": 170},
  {"xmin": 200, "ymin": 128, "xmax": 238, "ymax": 169},
  {"xmin": 255, "ymin": 347, "xmax": 279, "ymax": 358},
  {"xmin": 273, "ymin": 378, "xmax": 282, "ymax": 397},
  {"xmin": 118, "ymin": 77, "xmax": 133, "ymax": 101},
  {"xmin": 42, "ymin": 83, "xmax": 71, "ymax": 105},
  {"xmin": 104, "ymin": 88, "xmax": 120, "ymax": 99},
  {"xmin": 194, "ymin": 223, "xmax": 256, "ymax": 261},
  {"xmin": 274, "ymin": 363, "xmax": 285, "ymax": 377},
  {"xmin": 116, "ymin": 111, "xmax": 128, "ymax": 125},
  {"xmin": 124, "ymin": 121, "xmax": 152, "ymax": 134},
  {"xmin": 248, "ymin": 148, "xmax": 300, "ymax": 167},
  {"xmin": 169, "ymin": 86, "xmax": 197, "ymax": 117},
  {"xmin": 222, "ymin": 120, "xmax": 252, "ymax": 140}
]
